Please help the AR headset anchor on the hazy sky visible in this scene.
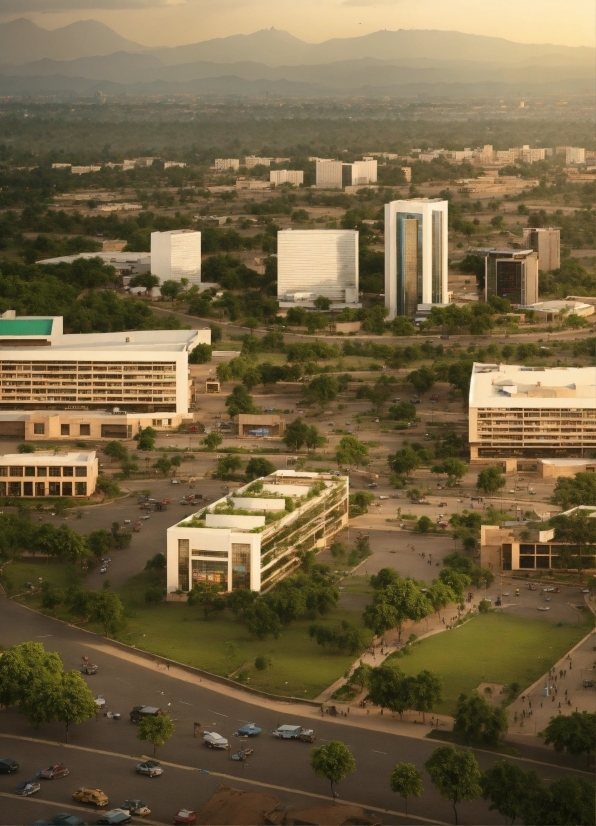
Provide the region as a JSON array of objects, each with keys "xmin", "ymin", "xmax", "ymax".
[{"xmin": 1, "ymin": 0, "xmax": 594, "ymax": 49}]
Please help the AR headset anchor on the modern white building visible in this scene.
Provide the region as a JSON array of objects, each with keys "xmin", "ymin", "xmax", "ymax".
[
  {"xmin": 277, "ymin": 229, "xmax": 360, "ymax": 307},
  {"xmin": 0, "ymin": 312, "xmax": 209, "ymax": 440},
  {"xmin": 566, "ymin": 147, "xmax": 586, "ymax": 165},
  {"xmin": 0, "ymin": 451, "xmax": 98, "ymax": 499},
  {"xmin": 270, "ymin": 169, "xmax": 304, "ymax": 186},
  {"xmin": 214, "ymin": 158, "xmax": 240, "ymax": 172},
  {"xmin": 384, "ymin": 199, "xmax": 449, "ymax": 319},
  {"xmin": 244, "ymin": 156, "xmax": 273, "ymax": 168},
  {"xmin": 522, "ymin": 227, "xmax": 560, "ymax": 272},
  {"xmin": 150, "ymin": 230, "xmax": 201, "ymax": 286},
  {"xmin": 166, "ymin": 470, "xmax": 349, "ymax": 595},
  {"xmin": 315, "ymin": 159, "xmax": 377, "ymax": 189}
]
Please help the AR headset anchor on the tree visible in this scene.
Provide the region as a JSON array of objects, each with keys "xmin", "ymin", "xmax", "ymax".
[
  {"xmin": 482, "ymin": 760, "xmax": 541, "ymax": 826},
  {"xmin": 244, "ymin": 601, "xmax": 281, "ymax": 639},
  {"xmin": 103, "ymin": 441, "xmax": 128, "ymax": 462},
  {"xmin": 412, "ymin": 670, "xmax": 442, "ymax": 723},
  {"xmin": 0, "ymin": 641, "xmax": 62, "ymax": 709},
  {"xmin": 134, "ymin": 427, "xmax": 156, "ymax": 451},
  {"xmin": 245, "ymin": 457, "xmax": 276, "ymax": 479},
  {"xmin": 424, "ymin": 745, "xmax": 483, "ymax": 825},
  {"xmin": 541, "ymin": 711, "xmax": 596, "ymax": 765},
  {"xmin": 145, "ymin": 552, "xmax": 167, "ymax": 571},
  {"xmin": 305, "ymin": 425, "xmax": 326, "ymax": 451},
  {"xmin": 417, "ymin": 515, "xmax": 433, "ymax": 533},
  {"xmin": 539, "ymin": 776, "xmax": 596, "ymax": 826},
  {"xmin": 187, "ymin": 582, "xmax": 226, "ymax": 619},
  {"xmin": 214, "ymin": 454, "xmax": 242, "ymax": 479},
  {"xmin": 364, "ymin": 577, "xmax": 430, "ymax": 641},
  {"xmin": 310, "ymin": 740, "xmax": 356, "ymax": 799},
  {"xmin": 407, "ymin": 365, "xmax": 436, "ymax": 395},
  {"xmin": 209, "ymin": 322, "xmax": 223, "ymax": 344},
  {"xmin": 314, "ymin": 296, "xmax": 331, "ymax": 310},
  {"xmin": 389, "ymin": 763, "xmax": 423, "ymax": 816},
  {"xmin": 189, "ymin": 343, "xmax": 212, "ymax": 364},
  {"xmin": 283, "ymin": 417, "xmax": 310, "ymax": 451},
  {"xmin": 36, "ymin": 524, "xmax": 89, "ymax": 563},
  {"xmin": 477, "ymin": 465, "xmax": 505, "ymax": 495},
  {"xmin": 90, "ymin": 591, "xmax": 125, "ymax": 638},
  {"xmin": 453, "ymin": 693, "xmax": 508, "ymax": 747},
  {"xmin": 43, "ymin": 670, "xmax": 97, "ymax": 743},
  {"xmin": 552, "ymin": 472, "xmax": 596, "ymax": 509},
  {"xmin": 202, "ymin": 431, "xmax": 223, "ymax": 451},
  {"xmin": 225, "ymin": 385, "xmax": 257, "ymax": 417},
  {"xmin": 388, "ymin": 448, "xmax": 421, "ymax": 476},
  {"xmin": 137, "ymin": 714, "xmax": 176, "ymax": 758},
  {"xmin": 95, "ymin": 476, "xmax": 121, "ymax": 498},
  {"xmin": 305, "ymin": 375, "xmax": 338, "ymax": 406},
  {"xmin": 17, "ymin": 442, "xmax": 36, "ymax": 453},
  {"xmin": 160, "ymin": 279, "xmax": 183, "ymax": 301},
  {"xmin": 551, "ymin": 511, "xmax": 596, "ymax": 577},
  {"xmin": 426, "ymin": 581, "xmax": 456, "ymax": 619},
  {"xmin": 389, "ymin": 402, "xmax": 417, "ymax": 422},
  {"xmin": 432, "ymin": 458, "xmax": 468, "ymax": 487},
  {"xmin": 367, "ymin": 663, "xmax": 415, "ymax": 718},
  {"xmin": 439, "ymin": 569, "xmax": 471, "ymax": 601},
  {"xmin": 336, "ymin": 436, "xmax": 369, "ymax": 468},
  {"xmin": 130, "ymin": 273, "xmax": 159, "ymax": 290},
  {"xmin": 40, "ymin": 583, "xmax": 65, "ymax": 615},
  {"xmin": 153, "ymin": 456, "xmax": 172, "ymax": 477}
]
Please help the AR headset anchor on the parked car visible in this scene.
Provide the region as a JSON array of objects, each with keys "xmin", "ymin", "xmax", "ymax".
[
  {"xmin": 233, "ymin": 723, "xmax": 261, "ymax": 737},
  {"xmin": 72, "ymin": 789, "xmax": 108, "ymax": 808},
  {"xmin": 203, "ymin": 731, "xmax": 229, "ymax": 749},
  {"xmin": 135, "ymin": 761, "xmax": 163, "ymax": 778},
  {"xmin": 0, "ymin": 758, "xmax": 19, "ymax": 773},
  {"xmin": 37, "ymin": 764, "xmax": 69, "ymax": 780},
  {"xmin": 94, "ymin": 696, "xmax": 106, "ymax": 709},
  {"xmin": 537, "ymin": 606, "xmax": 550, "ymax": 611},
  {"xmin": 130, "ymin": 706, "xmax": 162, "ymax": 723},
  {"xmin": 581, "ymin": 588, "xmax": 590, "ymax": 594},
  {"xmin": 528, "ymin": 584, "xmax": 537, "ymax": 591},
  {"xmin": 15, "ymin": 779, "xmax": 40, "ymax": 796},
  {"xmin": 121, "ymin": 800, "xmax": 151, "ymax": 817},
  {"xmin": 272, "ymin": 725, "xmax": 315, "ymax": 742},
  {"xmin": 31, "ymin": 814, "xmax": 87, "ymax": 826},
  {"xmin": 82, "ymin": 664, "xmax": 98, "ymax": 675},
  {"xmin": 173, "ymin": 811, "xmax": 196, "ymax": 825},
  {"xmin": 95, "ymin": 810, "xmax": 131, "ymax": 825},
  {"xmin": 171, "ymin": 480, "xmax": 180, "ymax": 485}
]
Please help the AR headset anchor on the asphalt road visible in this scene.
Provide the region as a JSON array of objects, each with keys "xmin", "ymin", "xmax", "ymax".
[{"xmin": 0, "ymin": 599, "xmax": 588, "ymax": 826}]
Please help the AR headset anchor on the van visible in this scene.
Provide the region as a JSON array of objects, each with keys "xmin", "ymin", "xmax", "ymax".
[{"xmin": 130, "ymin": 706, "xmax": 163, "ymax": 723}]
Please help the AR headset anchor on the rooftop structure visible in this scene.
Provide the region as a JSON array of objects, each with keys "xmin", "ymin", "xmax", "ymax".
[
  {"xmin": 469, "ymin": 363, "xmax": 596, "ymax": 460},
  {"xmin": 150, "ymin": 230, "xmax": 201, "ymax": 286},
  {"xmin": 0, "ymin": 451, "xmax": 98, "ymax": 499},
  {"xmin": 166, "ymin": 470, "xmax": 349, "ymax": 595}
]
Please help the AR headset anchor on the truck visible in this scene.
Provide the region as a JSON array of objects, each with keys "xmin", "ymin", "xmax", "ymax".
[
  {"xmin": 130, "ymin": 706, "xmax": 163, "ymax": 723},
  {"xmin": 272, "ymin": 725, "xmax": 315, "ymax": 742}
]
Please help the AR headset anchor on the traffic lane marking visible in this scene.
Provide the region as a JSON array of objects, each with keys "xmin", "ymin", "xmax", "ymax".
[
  {"xmin": 0, "ymin": 792, "xmax": 167, "ymax": 826},
  {"xmin": 208, "ymin": 709, "xmax": 228, "ymax": 716}
]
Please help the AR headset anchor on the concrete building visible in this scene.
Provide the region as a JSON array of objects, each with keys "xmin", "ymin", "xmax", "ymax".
[
  {"xmin": 270, "ymin": 169, "xmax": 304, "ymax": 186},
  {"xmin": 522, "ymin": 228, "xmax": 560, "ymax": 272},
  {"xmin": 518, "ymin": 299, "xmax": 594, "ymax": 322},
  {"xmin": 0, "ymin": 312, "xmax": 209, "ymax": 440},
  {"xmin": 475, "ymin": 248, "xmax": 538, "ymax": 306},
  {"xmin": 315, "ymin": 160, "xmax": 343, "ymax": 189},
  {"xmin": 244, "ymin": 156, "xmax": 273, "ymax": 168},
  {"xmin": 150, "ymin": 230, "xmax": 201, "ymax": 286},
  {"xmin": 469, "ymin": 363, "xmax": 596, "ymax": 460},
  {"xmin": 277, "ymin": 229, "xmax": 359, "ymax": 307},
  {"xmin": 384, "ymin": 199, "xmax": 449, "ymax": 319},
  {"xmin": 71, "ymin": 166, "xmax": 101, "ymax": 175},
  {"xmin": 36, "ymin": 252, "xmax": 151, "ymax": 278},
  {"xmin": 234, "ymin": 414, "xmax": 285, "ymax": 437},
  {"xmin": 315, "ymin": 159, "xmax": 377, "ymax": 189},
  {"xmin": 214, "ymin": 158, "xmax": 240, "ymax": 172},
  {"xmin": 166, "ymin": 470, "xmax": 349, "ymax": 595},
  {"xmin": 0, "ymin": 451, "xmax": 98, "ymax": 499},
  {"xmin": 164, "ymin": 162, "xmax": 186, "ymax": 169},
  {"xmin": 235, "ymin": 179, "xmax": 271, "ymax": 191},
  {"xmin": 566, "ymin": 147, "xmax": 586, "ymax": 165}
]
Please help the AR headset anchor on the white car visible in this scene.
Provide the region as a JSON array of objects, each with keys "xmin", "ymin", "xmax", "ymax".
[
  {"xmin": 95, "ymin": 695, "xmax": 106, "ymax": 708},
  {"xmin": 203, "ymin": 731, "xmax": 229, "ymax": 749},
  {"xmin": 537, "ymin": 606, "xmax": 550, "ymax": 611},
  {"xmin": 581, "ymin": 588, "xmax": 590, "ymax": 594}
]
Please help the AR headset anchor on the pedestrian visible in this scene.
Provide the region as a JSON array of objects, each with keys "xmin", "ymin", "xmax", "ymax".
[
  {"xmin": 367, "ymin": 709, "xmax": 369, "ymax": 715},
  {"xmin": 540, "ymin": 702, "xmax": 543, "ymax": 708},
  {"xmin": 166, "ymin": 663, "xmax": 170, "ymax": 672}
]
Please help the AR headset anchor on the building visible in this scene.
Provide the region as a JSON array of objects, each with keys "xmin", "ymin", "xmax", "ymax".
[
  {"xmin": 518, "ymin": 299, "xmax": 593, "ymax": 322},
  {"xmin": 277, "ymin": 229, "xmax": 359, "ymax": 307},
  {"xmin": 235, "ymin": 179, "xmax": 271, "ymax": 191},
  {"xmin": 164, "ymin": 162, "xmax": 186, "ymax": 169},
  {"xmin": 71, "ymin": 166, "xmax": 101, "ymax": 175},
  {"xmin": 270, "ymin": 169, "xmax": 304, "ymax": 186},
  {"xmin": 522, "ymin": 227, "xmax": 560, "ymax": 272},
  {"xmin": 0, "ymin": 311, "xmax": 209, "ymax": 440},
  {"xmin": 469, "ymin": 363, "xmax": 596, "ymax": 460},
  {"xmin": 566, "ymin": 147, "xmax": 586, "ymax": 165},
  {"xmin": 36, "ymin": 252, "xmax": 151, "ymax": 278},
  {"xmin": 166, "ymin": 470, "xmax": 349, "ymax": 595},
  {"xmin": 214, "ymin": 159, "xmax": 240, "ymax": 172},
  {"xmin": 315, "ymin": 159, "xmax": 377, "ymax": 189},
  {"xmin": 384, "ymin": 199, "xmax": 449, "ymax": 319},
  {"xmin": 315, "ymin": 160, "xmax": 343, "ymax": 189},
  {"xmin": 150, "ymin": 230, "xmax": 201, "ymax": 286},
  {"xmin": 234, "ymin": 413, "xmax": 285, "ymax": 437},
  {"xmin": 474, "ymin": 248, "xmax": 538, "ymax": 306},
  {"xmin": 0, "ymin": 451, "xmax": 98, "ymax": 499},
  {"xmin": 244, "ymin": 156, "xmax": 273, "ymax": 168}
]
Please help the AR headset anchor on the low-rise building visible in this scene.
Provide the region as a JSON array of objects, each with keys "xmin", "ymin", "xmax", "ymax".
[
  {"xmin": 0, "ymin": 451, "xmax": 98, "ymax": 499},
  {"xmin": 270, "ymin": 169, "xmax": 304, "ymax": 186},
  {"xmin": 214, "ymin": 158, "xmax": 240, "ymax": 172},
  {"xmin": 519, "ymin": 299, "xmax": 594, "ymax": 321},
  {"xmin": 166, "ymin": 470, "xmax": 349, "ymax": 594},
  {"xmin": 234, "ymin": 413, "xmax": 285, "ymax": 437}
]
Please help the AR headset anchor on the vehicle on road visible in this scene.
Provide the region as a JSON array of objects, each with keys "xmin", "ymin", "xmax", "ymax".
[
  {"xmin": 82, "ymin": 664, "xmax": 98, "ymax": 675},
  {"xmin": 121, "ymin": 800, "xmax": 151, "ymax": 817},
  {"xmin": 537, "ymin": 606, "xmax": 550, "ymax": 611},
  {"xmin": 15, "ymin": 779, "xmax": 40, "ymax": 796},
  {"xmin": 272, "ymin": 725, "xmax": 315, "ymax": 742},
  {"xmin": 173, "ymin": 810, "xmax": 196, "ymax": 825},
  {"xmin": 130, "ymin": 706, "xmax": 163, "ymax": 723},
  {"xmin": 37, "ymin": 764, "xmax": 69, "ymax": 780},
  {"xmin": 94, "ymin": 696, "xmax": 106, "ymax": 709},
  {"xmin": 0, "ymin": 758, "xmax": 19, "ymax": 773},
  {"xmin": 528, "ymin": 584, "xmax": 537, "ymax": 591},
  {"xmin": 100, "ymin": 567, "xmax": 108, "ymax": 574},
  {"xmin": 171, "ymin": 480, "xmax": 180, "ymax": 485},
  {"xmin": 135, "ymin": 761, "xmax": 163, "ymax": 778},
  {"xmin": 72, "ymin": 788, "xmax": 108, "ymax": 807},
  {"xmin": 231, "ymin": 748, "xmax": 253, "ymax": 761},
  {"xmin": 95, "ymin": 810, "xmax": 132, "ymax": 825},
  {"xmin": 203, "ymin": 731, "xmax": 229, "ymax": 749},
  {"xmin": 134, "ymin": 522, "xmax": 141, "ymax": 532},
  {"xmin": 233, "ymin": 723, "xmax": 261, "ymax": 737},
  {"xmin": 31, "ymin": 814, "xmax": 87, "ymax": 826},
  {"xmin": 543, "ymin": 587, "xmax": 556, "ymax": 592},
  {"xmin": 581, "ymin": 588, "xmax": 590, "ymax": 594}
]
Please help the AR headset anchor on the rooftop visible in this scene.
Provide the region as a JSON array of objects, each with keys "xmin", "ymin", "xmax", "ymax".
[
  {"xmin": 0, "ymin": 319, "xmax": 53, "ymax": 336},
  {"xmin": 469, "ymin": 363, "xmax": 596, "ymax": 409},
  {"xmin": 0, "ymin": 451, "xmax": 96, "ymax": 465}
]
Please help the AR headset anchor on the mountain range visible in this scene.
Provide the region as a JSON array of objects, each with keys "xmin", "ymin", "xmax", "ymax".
[{"xmin": 0, "ymin": 20, "xmax": 592, "ymax": 97}]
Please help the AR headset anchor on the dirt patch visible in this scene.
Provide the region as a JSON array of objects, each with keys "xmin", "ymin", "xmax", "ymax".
[{"xmin": 476, "ymin": 682, "xmax": 506, "ymax": 705}]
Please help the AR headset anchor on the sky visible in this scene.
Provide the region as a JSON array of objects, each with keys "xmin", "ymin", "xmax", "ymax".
[{"xmin": 0, "ymin": 0, "xmax": 593, "ymax": 49}]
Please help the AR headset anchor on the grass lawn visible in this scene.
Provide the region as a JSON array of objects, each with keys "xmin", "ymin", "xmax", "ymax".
[
  {"xmin": 3, "ymin": 559, "xmax": 83, "ymax": 595},
  {"xmin": 388, "ymin": 612, "xmax": 594, "ymax": 715},
  {"xmin": 116, "ymin": 572, "xmax": 372, "ymax": 699}
]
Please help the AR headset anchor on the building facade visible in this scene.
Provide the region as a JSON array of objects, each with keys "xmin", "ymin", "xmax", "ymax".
[
  {"xmin": 270, "ymin": 170, "xmax": 304, "ymax": 186},
  {"xmin": 166, "ymin": 470, "xmax": 349, "ymax": 595},
  {"xmin": 522, "ymin": 228, "xmax": 561, "ymax": 272},
  {"xmin": 0, "ymin": 451, "xmax": 98, "ymax": 499},
  {"xmin": 479, "ymin": 248, "xmax": 538, "ymax": 306},
  {"xmin": 315, "ymin": 159, "xmax": 377, "ymax": 189},
  {"xmin": 277, "ymin": 229, "xmax": 359, "ymax": 306},
  {"xmin": 566, "ymin": 147, "xmax": 586, "ymax": 165},
  {"xmin": 214, "ymin": 159, "xmax": 240, "ymax": 171},
  {"xmin": 150, "ymin": 230, "xmax": 201, "ymax": 286},
  {"xmin": 384, "ymin": 199, "xmax": 448, "ymax": 319},
  {"xmin": 469, "ymin": 363, "xmax": 596, "ymax": 460}
]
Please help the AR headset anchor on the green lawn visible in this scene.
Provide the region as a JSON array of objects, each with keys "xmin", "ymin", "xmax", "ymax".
[
  {"xmin": 3, "ymin": 559, "xmax": 83, "ymax": 595},
  {"xmin": 389, "ymin": 613, "xmax": 594, "ymax": 715}
]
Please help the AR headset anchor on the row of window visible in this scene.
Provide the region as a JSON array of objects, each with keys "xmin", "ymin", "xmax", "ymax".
[
  {"xmin": 0, "ymin": 465, "xmax": 87, "ymax": 477},
  {"xmin": 0, "ymin": 481, "xmax": 87, "ymax": 497}
]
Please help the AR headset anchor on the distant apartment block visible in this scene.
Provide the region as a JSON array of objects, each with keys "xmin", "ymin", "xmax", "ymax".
[
  {"xmin": 150, "ymin": 230, "xmax": 201, "ymax": 286},
  {"xmin": 235, "ymin": 179, "xmax": 271, "ymax": 190},
  {"xmin": 566, "ymin": 147, "xmax": 586, "ymax": 165},
  {"xmin": 401, "ymin": 167, "xmax": 412, "ymax": 182},
  {"xmin": 519, "ymin": 145, "xmax": 546, "ymax": 164},
  {"xmin": 0, "ymin": 451, "xmax": 98, "ymax": 499},
  {"xmin": 474, "ymin": 248, "xmax": 538, "ymax": 306},
  {"xmin": 123, "ymin": 157, "xmax": 156, "ymax": 170},
  {"xmin": 164, "ymin": 162, "xmax": 186, "ymax": 169},
  {"xmin": 244, "ymin": 156, "xmax": 291, "ymax": 168},
  {"xmin": 270, "ymin": 169, "xmax": 304, "ymax": 186},
  {"xmin": 52, "ymin": 163, "xmax": 72, "ymax": 170},
  {"xmin": 522, "ymin": 227, "xmax": 561, "ymax": 272},
  {"xmin": 277, "ymin": 229, "xmax": 359, "ymax": 306},
  {"xmin": 71, "ymin": 166, "xmax": 101, "ymax": 175},
  {"xmin": 214, "ymin": 158, "xmax": 240, "ymax": 172},
  {"xmin": 315, "ymin": 159, "xmax": 377, "ymax": 189},
  {"xmin": 384, "ymin": 199, "xmax": 449, "ymax": 319}
]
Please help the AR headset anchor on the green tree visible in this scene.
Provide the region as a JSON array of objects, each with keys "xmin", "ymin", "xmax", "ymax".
[
  {"xmin": 95, "ymin": 476, "xmax": 121, "ymax": 498},
  {"xmin": 367, "ymin": 663, "xmax": 415, "ymax": 718},
  {"xmin": 17, "ymin": 442, "xmax": 36, "ymax": 453},
  {"xmin": 417, "ymin": 515, "xmax": 433, "ymax": 533},
  {"xmin": 539, "ymin": 776, "xmax": 596, "ymax": 826},
  {"xmin": 104, "ymin": 441, "xmax": 128, "ymax": 462},
  {"xmin": 36, "ymin": 524, "xmax": 89, "ymax": 563},
  {"xmin": 551, "ymin": 511, "xmax": 596, "ymax": 577},
  {"xmin": 477, "ymin": 465, "xmax": 505, "ymax": 495},
  {"xmin": 137, "ymin": 714, "xmax": 176, "ymax": 758},
  {"xmin": 424, "ymin": 745, "xmax": 483, "ymax": 825},
  {"xmin": 215, "ymin": 454, "xmax": 242, "ymax": 479},
  {"xmin": 426, "ymin": 580, "xmax": 456, "ymax": 619},
  {"xmin": 189, "ymin": 343, "xmax": 212, "ymax": 364},
  {"xmin": 245, "ymin": 457, "xmax": 276, "ymax": 479},
  {"xmin": 314, "ymin": 295, "xmax": 331, "ymax": 310},
  {"xmin": 411, "ymin": 670, "xmax": 442, "ymax": 723},
  {"xmin": 40, "ymin": 583, "xmax": 65, "ymax": 615},
  {"xmin": 225, "ymin": 385, "xmax": 257, "ymax": 416},
  {"xmin": 541, "ymin": 711, "xmax": 596, "ymax": 765},
  {"xmin": 389, "ymin": 763, "xmax": 424, "ymax": 816},
  {"xmin": 43, "ymin": 669, "xmax": 97, "ymax": 743},
  {"xmin": 336, "ymin": 435, "xmax": 369, "ymax": 468},
  {"xmin": 453, "ymin": 693, "xmax": 508, "ymax": 747},
  {"xmin": 482, "ymin": 760, "xmax": 542, "ymax": 826},
  {"xmin": 305, "ymin": 425, "xmax": 327, "ymax": 451},
  {"xmin": 310, "ymin": 739, "xmax": 356, "ymax": 799},
  {"xmin": 283, "ymin": 417, "xmax": 310, "ymax": 451},
  {"xmin": 90, "ymin": 591, "xmax": 125, "ymax": 638},
  {"xmin": 364, "ymin": 577, "xmax": 430, "ymax": 640},
  {"xmin": 244, "ymin": 601, "xmax": 281, "ymax": 639},
  {"xmin": 388, "ymin": 448, "xmax": 421, "ymax": 476},
  {"xmin": 134, "ymin": 427, "xmax": 156, "ymax": 451},
  {"xmin": 130, "ymin": 273, "xmax": 159, "ymax": 290},
  {"xmin": 552, "ymin": 472, "xmax": 596, "ymax": 509},
  {"xmin": 432, "ymin": 458, "xmax": 468, "ymax": 487},
  {"xmin": 202, "ymin": 431, "xmax": 223, "ymax": 451},
  {"xmin": 407, "ymin": 365, "xmax": 436, "ymax": 395},
  {"xmin": 160, "ymin": 279, "xmax": 183, "ymax": 301},
  {"xmin": 0, "ymin": 641, "xmax": 62, "ymax": 709},
  {"xmin": 209, "ymin": 323, "xmax": 223, "ymax": 344},
  {"xmin": 388, "ymin": 402, "xmax": 417, "ymax": 422},
  {"xmin": 305, "ymin": 375, "xmax": 338, "ymax": 406},
  {"xmin": 153, "ymin": 456, "xmax": 172, "ymax": 477},
  {"xmin": 187, "ymin": 581, "xmax": 226, "ymax": 619}
]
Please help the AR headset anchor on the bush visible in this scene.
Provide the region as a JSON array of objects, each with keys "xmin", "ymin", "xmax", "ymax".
[
  {"xmin": 145, "ymin": 586, "xmax": 165, "ymax": 604},
  {"xmin": 95, "ymin": 476, "xmax": 121, "ymax": 498}
]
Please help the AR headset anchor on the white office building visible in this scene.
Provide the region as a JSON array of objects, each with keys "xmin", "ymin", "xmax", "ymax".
[
  {"xmin": 277, "ymin": 229, "xmax": 360, "ymax": 307},
  {"xmin": 214, "ymin": 158, "xmax": 240, "ymax": 172},
  {"xmin": 566, "ymin": 147, "xmax": 586, "ymax": 165},
  {"xmin": 316, "ymin": 159, "xmax": 377, "ymax": 189},
  {"xmin": 150, "ymin": 230, "xmax": 201, "ymax": 286},
  {"xmin": 270, "ymin": 169, "xmax": 304, "ymax": 186},
  {"xmin": 384, "ymin": 199, "xmax": 449, "ymax": 319}
]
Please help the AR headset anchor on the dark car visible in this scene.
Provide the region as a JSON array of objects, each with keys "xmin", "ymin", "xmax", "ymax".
[
  {"xmin": 0, "ymin": 758, "xmax": 19, "ymax": 773},
  {"xmin": 82, "ymin": 664, "xmax": 98, "ymax": 675},
  {"xmin": 15, "ymin": 779, "xmax": 40, "ymax": 796},
  {"xmin": 130, "ymin": 706, "xmax": 163, "ymax": 723},
  {"xmin": 37, "ymin": 764, "xmax": 69, "ymax": 780},
  {"xmin": 31, "ymin": 815, "xmax": 88, "ymax": 826},
  {"xmin": 95, "ymin": 810, "xmax": 132, "ymax": 825}
]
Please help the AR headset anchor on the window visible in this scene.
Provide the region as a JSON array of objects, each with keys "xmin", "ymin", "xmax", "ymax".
[
  {"xmin": 24, "ymin": 467, "xmax": 35, "ymax": 477},
  {"xmin": 0, "ymin": 467, "xmax": 7, "ymax": 477},
  {"xmin": 8, "ymin": 482, "xmax": 21, "ymax": 497},
  {"xmin": 60, "ymin": 424, "xmax": 70, "ymax": 436},
  {"xmin": 62, "ymin": 467, "xmax": 74, "ymax": 477},
  {"xmin": 23, "ymin": 482, "xmax": 33, "ymax": 496},
  {"xmin": 79, "ymin": 424, "xmax": 90, "ymax": 436},
  {"xmin": 33, "ymin": 423, "xmax": 45, "ymax": 435},
  {"xmin": 75, "ymin": 482, "xmax": 87, "ymax": 496},
  {"xmin": 0, "ymin": 482, "xmax": 5, "ymax": 496},
  {"xmin": 75, "ymin": 466, "xmax": 87, "ymax": 477},
  {"xmin": 49, "ymin": 482, "xmax": 60, "ymax": 496},
  {"xmin": 232, "ymin": 543, "xmax": 251, "ymax": 590},
  {"xmin": 178, "ymin": 538, "xmax": 189, "ymax": 592},
  {"xmin": 62, "ymin": 482, "xmax": 72, "ymax": 497},
  {"xmin": 49, "ymin": 467, "xmax": 61, "ymax": 477},
  {"xmin": 37, "ymin": 467, "xmax": 47, "ymax": 477},
  {"xmin": 35, "ymin": 482, "xmax": 45, "ymax": 496},
  {"xmin": 194, "ymin": 550, "xmax": 228, "ymax": 559},
  {"xmin": 9, "ymin": 467, "xmax": 23, "ymax": 477}
]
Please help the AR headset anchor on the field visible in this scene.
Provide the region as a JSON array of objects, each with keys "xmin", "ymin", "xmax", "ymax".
[
  {"xmin": 388, "ymin": 612, "xmax": 594, "ymax": 715},
  {"xmin": 2, "ymin": 559, "xmax": 83, "ymax": 595}
]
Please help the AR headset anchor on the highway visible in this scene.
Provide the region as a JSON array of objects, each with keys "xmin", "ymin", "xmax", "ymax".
[{"xmin": 0, "ymin": 598, "xmax": 588, "ymax": 826}]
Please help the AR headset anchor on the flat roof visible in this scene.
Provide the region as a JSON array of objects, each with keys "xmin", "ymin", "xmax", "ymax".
[
  {"xmin": 0, "ymin": 451, "xmax": 96, "ymax": 464},
  {"xmin": 0, "ymin": 319, "xmax": 53, "ymax": 336},
  {"xmin": 470, "ymin": 363, "xmax": 596, "ymax": 409}
]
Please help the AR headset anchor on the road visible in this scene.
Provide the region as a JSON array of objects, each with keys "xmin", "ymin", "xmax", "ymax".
[{"xmin": 0, "ymin": 599, "xmax": 588, "ymax": 826}]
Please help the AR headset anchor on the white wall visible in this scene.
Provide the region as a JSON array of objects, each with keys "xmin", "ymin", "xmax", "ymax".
[
  {"xmin": 150, "ymin": 231, "xmax": 201, "ymax": 285},
  {"xmin": 316, "ymin": 160, "xmax": 342, "ymax": 189},
  {"xmin": 277, "ymin": 230, "xmax": 359, "ymax": 302}
]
